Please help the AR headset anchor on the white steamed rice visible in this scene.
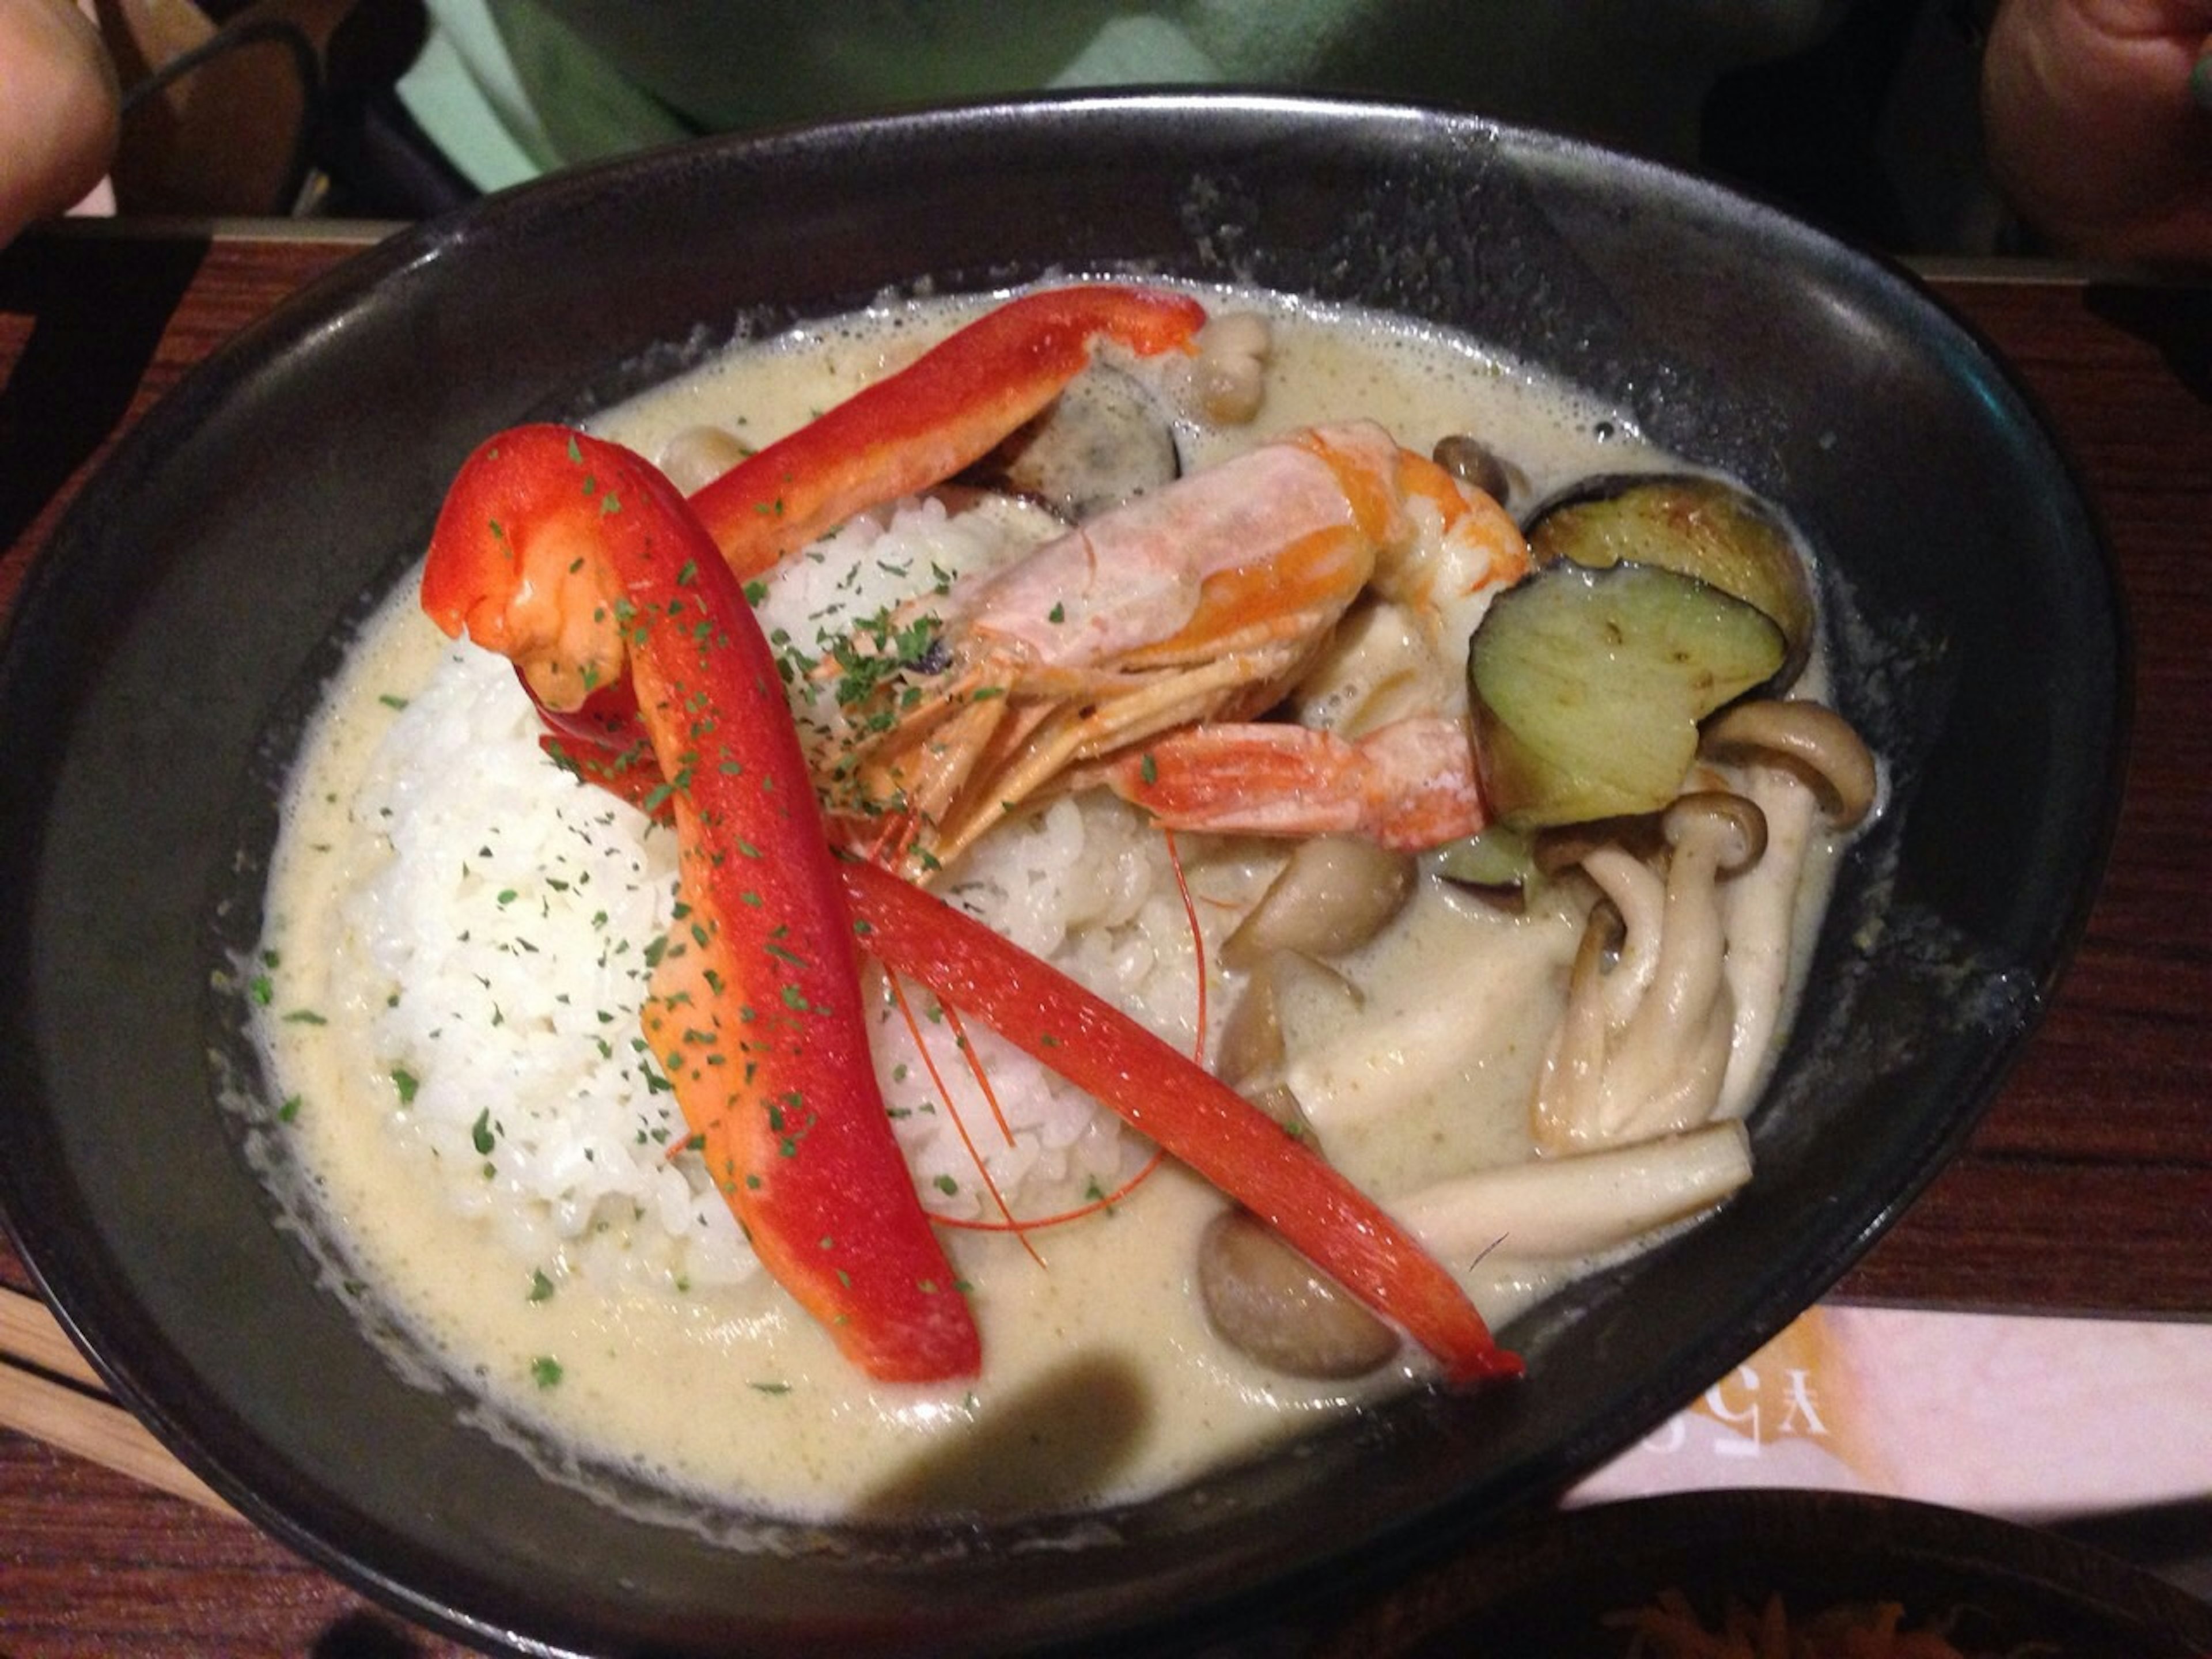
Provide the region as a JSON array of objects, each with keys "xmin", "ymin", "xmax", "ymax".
[{"xmin": 338, "ymin": 498, "xmax": 1266, "ymax": 1296}]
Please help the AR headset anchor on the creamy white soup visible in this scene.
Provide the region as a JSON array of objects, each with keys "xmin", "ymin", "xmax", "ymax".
[{"xmin": 251, "ymin": 282, "xmax": 1854, "ymax": 1529}]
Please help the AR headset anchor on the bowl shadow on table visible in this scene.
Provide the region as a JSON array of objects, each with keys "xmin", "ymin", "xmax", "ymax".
[
  {"xmin": 0, "ymin": 233, "xmax": 210, "ymax": 559},
  {"xmin": 310, "ymin": 1609, "xmax": 449, "ymax": 1659},
  {"xmin": 2081, "ymin": 283, "xmax": 2212, "ymax": 406}
]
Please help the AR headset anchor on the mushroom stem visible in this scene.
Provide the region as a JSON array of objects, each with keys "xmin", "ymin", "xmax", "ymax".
[
  {"xmin": 1698, "ymin": 698, "xmax": 1879, "ymax": 1116},
  {"xmin": 1578, "ymin": 845, "xmax": 1665, "ymax": 1029},
  {"xmin": 1532, "ymin": 793, "xmax": 1767, "ymax": 1152},
  {"xmin": 1642, "ymin": 793, "xmax": 1765, "ymax": 1048},
  {"xmin": 1393, "ymin": 1120, "xmax": 1752, "ymax": 1263}
]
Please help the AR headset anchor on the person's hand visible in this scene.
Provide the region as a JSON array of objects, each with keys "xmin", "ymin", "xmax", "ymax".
[
  {"xmin": 1983, "ymin": 0, "xmax": 2212, "ymax": 263},
  {"xmin": 0, "ymin": 0, "xmax": 120, "ymax": 247}
]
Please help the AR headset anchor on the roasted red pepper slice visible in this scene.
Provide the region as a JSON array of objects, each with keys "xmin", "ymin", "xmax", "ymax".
[
  {"xmin": 687, "ymin": 283, "xmax": 1209, "ymax": 578},
  {"xmin": 423, "ymin": 425, "xmax": 980, "ymax": 1382},
  {"xmin": 510, "ymin": 285, "xmax": 1208, "ymax": 776},
  {"xmin": 837, "ymin": 858, "xmax": 1522, "ymax": 1385}
]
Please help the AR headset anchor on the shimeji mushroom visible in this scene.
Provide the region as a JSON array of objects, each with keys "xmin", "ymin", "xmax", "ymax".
[
  {"xmin": 1700, "ymin": 699, "xmax": 1878, "ymax": 827},
  {"xmin": 1380, "ymin": 790, "xmax": 1769, "ymax": 1279},
  {"xmin": 1432, "ymin": 431, "xmax": 1532, "ymax": 516},
  {"xmin": 1196, "ymin": 1207, "xmax": 1401, "ymax": 1380},
  {"xmin": 1533, "ymin": 790, "xmax": 1770, "ymax": 1154},
  {"xmin": 656, "ymin": 424, "xmax": 755, "ymax": 494},
  {"xmin": 1212, "ymin": 948, "xmax": 1355, "ymax": 1141},
  {"xmin": 1168, "ymin": 310, "xmax": 1274, "ymax": 426},
  {"xmin": 1220, "ymin": 835, "xmax": 1418, "ymax": 972},
  {"xmin": 1391, "ymin": 1118, "xmax": 1753, "ymax": 1266},
  {"xmin": 1525, "ymin": 698, "xmax": 1878, "ymax": 1149},
  {"xmin": 1699, "ymin": 698, "xmax": 1879, "ymax": 1115},
  {"xmin": 1390, "ymin": 697, "xmax": 1879, "ymax": 1275}
]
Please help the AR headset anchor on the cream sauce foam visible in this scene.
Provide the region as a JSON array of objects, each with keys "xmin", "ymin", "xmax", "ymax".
[{"xmin": 255, "ymin": 282, "xmax": 1805, "ymax": 1532}]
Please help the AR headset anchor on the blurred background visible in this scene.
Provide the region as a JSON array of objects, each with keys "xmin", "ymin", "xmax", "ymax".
[{"xmin": 83, "ymin": 0, "xmax": 2013, "ymax": 257}]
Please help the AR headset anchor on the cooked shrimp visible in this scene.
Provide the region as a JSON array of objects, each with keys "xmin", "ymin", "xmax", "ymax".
[
  {"xmin": 517, "ymin": 289, "xmax": 1525, "ymax": 877},
  {"xmin": 818, "ymin": 420, "xmax": 1529, "ymax": 873}
]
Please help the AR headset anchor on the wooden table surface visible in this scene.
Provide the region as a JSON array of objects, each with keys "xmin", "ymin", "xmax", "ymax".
[{"xmin": 2, "ymin": 224, "xmax": 2208, "ymax": 1657}]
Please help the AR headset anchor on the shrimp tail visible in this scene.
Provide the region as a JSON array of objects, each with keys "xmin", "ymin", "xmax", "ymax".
[{"xmin": 1099, "ymin": 716, "xmax": 1488, "ymax": 849}]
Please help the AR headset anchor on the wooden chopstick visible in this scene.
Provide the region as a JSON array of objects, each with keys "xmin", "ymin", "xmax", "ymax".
[
  {"xmin": 0, "ymin": 1286, "xmax": 236, "ymax": 1516},
  {"xmin": 0, "ymin": 1285, "xmax": 105, "ymax": 1389}
]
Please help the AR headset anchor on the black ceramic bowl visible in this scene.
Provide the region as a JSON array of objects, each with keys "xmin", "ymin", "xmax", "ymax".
[
  {"xmin": 1367, "ymin": 1491, "xmax": 2212, "ymax": 1657},
  {"xmin": 0, "ymin": 95, "xmax": 2121, "ymax": 1657}
]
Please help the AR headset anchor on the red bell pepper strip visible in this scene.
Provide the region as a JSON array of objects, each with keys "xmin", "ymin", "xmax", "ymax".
[
  {"xmin": 836, "ymin": 857, "xmax": 1524, "ymax": 1386},
  {"xmin": 512, "ymin": 285, "xmax": 1209, "ymax": 772},
  {"xmin": 687, "ymin": 283, "xmax": 1209, "ymax": 579},
  {"xmin": 422, "ymin": 424, "xmax": 980, "ymax": 1383},
  {"xmin": 521, "ymin": 644, "xmax": 1517, "ymax": 1380}
]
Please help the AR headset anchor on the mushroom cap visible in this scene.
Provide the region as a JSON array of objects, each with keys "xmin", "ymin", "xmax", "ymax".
[
  {"xmin": 1221, "ymin": 836, "xmax": 1416, "ymax": 971},
  {"xmin": 1662, "ymin": 789, "xmax": 1769, "ymax": 872},
  {"xmin": 1197, "ymin": 1209, "xmax": 1399, "ymax": 1380},
  {"xmin": 1431, "ymin": 432, "xmax": 1529, "ymax": 513},
  {"xmin": 1701, "ymin": 699, "xmax": 1878, "ymax": 828}
]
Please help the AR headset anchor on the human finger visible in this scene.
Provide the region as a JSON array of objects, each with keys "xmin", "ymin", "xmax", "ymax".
[{"xmin": 0, "ymin": 0, "xmax": 122, "ymax": 245}]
